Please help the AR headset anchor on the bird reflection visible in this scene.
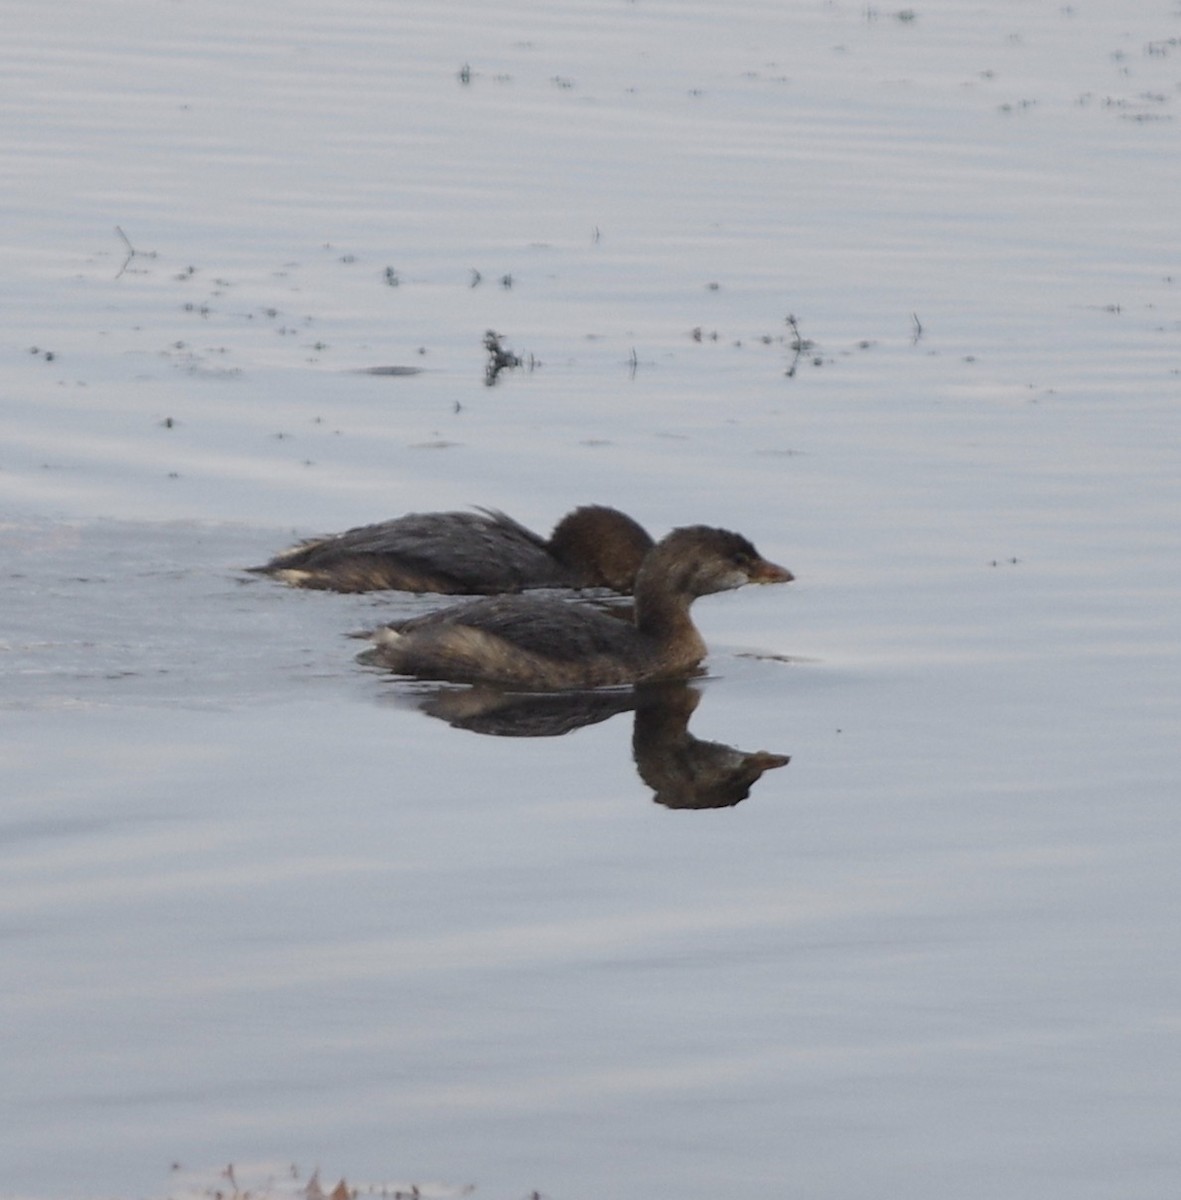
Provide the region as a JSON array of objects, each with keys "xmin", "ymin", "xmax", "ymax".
[
  {"xmin": 413, "ymin": 683, "xmax": 637, "ymax": 737},
  {"xmin": 394, "ymin": 680, "xmax": 789, "ymax": 810},
  {"xmin": 632, "ymin": 682, "xmax": 789, "ymax": 810}
]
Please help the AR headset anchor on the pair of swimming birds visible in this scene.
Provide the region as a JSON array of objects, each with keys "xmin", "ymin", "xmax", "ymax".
[{"xmin": 251, "ymin": 505, "xmax": 793, "ymax": 690}]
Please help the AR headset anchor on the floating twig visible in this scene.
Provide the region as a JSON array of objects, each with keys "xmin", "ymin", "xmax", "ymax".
[
  {"xmin": 222, "ymin": 1163, "xmax": 240, "ymax": 1199},
  {"xmin": 911, "ymin": 311, "xmax": 923, "ymax": 343},
  {"xmin": 784, "ymin": 313, "xmax": 814, "ymax": 377},
  {"xmin": 114, "ymin": 224, "xmax": 157, "ymax": 278}
]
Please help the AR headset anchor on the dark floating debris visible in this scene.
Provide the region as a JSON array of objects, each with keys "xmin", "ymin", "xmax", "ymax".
[
  {"xmin": 384, "ymin": 266, "xmax": 400, "ymax": 287},
  {"xmin": 864, "ymin": 5, "xmax": 918, "ymax": 20},
  {"xmin": 354, "ymin": 365, "xmax": 425, "ymax": 376},
  {"xmin": 689, "ymin": 312, "xmax": 898, "ymax": 370},
  {"xmin": 484, "ymin": 328, "xmax": 526, "ymax": 385}
]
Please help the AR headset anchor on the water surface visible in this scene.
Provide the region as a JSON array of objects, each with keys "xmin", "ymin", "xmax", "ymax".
[{"xmin": 2, "ymin": 2, "xmax": 1180, "ymax": 1197}]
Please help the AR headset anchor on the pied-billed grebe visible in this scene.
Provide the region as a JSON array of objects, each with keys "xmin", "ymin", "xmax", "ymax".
[
  {"xmin": 249, "ymin": 505, "xmax": 653, "ymax": 594},
  {"xmin": 364, "ymin": 525, "xmax": 793, "ymax": 689}
]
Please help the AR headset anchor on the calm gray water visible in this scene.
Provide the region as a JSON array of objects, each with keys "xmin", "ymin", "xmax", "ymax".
[{"xmin": 3, "ymin": 2, "xmax": 1180, "ymax": 1197}]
